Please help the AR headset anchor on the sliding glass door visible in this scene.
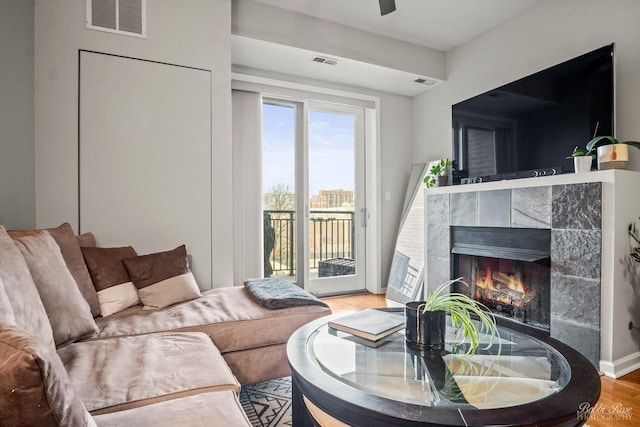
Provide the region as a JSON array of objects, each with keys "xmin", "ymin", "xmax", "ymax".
[{"xmin": 262, "ymin": 99, "xmax": 367, "ymax": 295}]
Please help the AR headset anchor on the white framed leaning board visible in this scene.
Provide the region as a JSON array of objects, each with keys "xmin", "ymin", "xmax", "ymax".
[{"xmin": 79, "ymin": 50, "xmax": 212, "ymax": 288}]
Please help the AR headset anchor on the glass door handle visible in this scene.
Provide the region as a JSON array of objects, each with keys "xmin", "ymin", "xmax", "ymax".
[{"xmin": 360, "ymin": 208, "xmax": 367, "ymax": 228}]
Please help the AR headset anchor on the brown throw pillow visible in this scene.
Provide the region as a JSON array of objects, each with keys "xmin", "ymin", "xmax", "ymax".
[
  {"xmin": 15, "ymin": 231, "xmax": 98, "ymax": 347},
  {"xmin": 0, "ymin": 322, "xmax": 93, "ymax": 427},
  {"xmin": 47, "ymin": 223, "xmax": 100, "ymax": 317},
  {"xmin": 123, "ymin": 245, "xmax": 202, "ymax": 310},
  {"xmin": 81, "ymin": 246, "xmax": 140, "ymax": 316},
  {"xmin": 0, "ymin": 226, "xmax": 55, "ymax": 350},
  {"xmin": 76, "ymin": 231, "xmax": 96, "ymax": 248}
]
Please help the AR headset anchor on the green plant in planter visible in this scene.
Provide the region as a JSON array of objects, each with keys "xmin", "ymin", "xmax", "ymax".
[
  {"xmin": 424, "ymin": 158, "xmax": 452, "ymax": 189},
  {"xmin": 585, "ymin": 136, "xmax": 640, "ymax": 152},
  {"xmin": 630, "ymin": 218, "xmax": 640, "ymax": 264},
  {"xmin": 421, "ymin": 278, "xmax": 500, "ymax": 355}
]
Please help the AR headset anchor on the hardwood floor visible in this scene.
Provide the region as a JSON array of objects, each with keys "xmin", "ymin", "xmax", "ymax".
[{"xmin": 320, "ymin": 293, "xmax": 640, "ymax": 427}]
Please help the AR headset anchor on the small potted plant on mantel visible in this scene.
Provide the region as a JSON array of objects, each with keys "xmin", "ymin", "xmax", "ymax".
[
  {"xmin": 567, "ymin": 146, "xmax": 595, "ymax": 173},
  {"xmin": 405, "ymin": 278, "xmax": 500, "ymax": 355},
  {"xmin": 424, "ymin": 158, "xmax": 452, "ymax": 188},
  {"xmin": 585, "ymin": 136, "xmax": 640, "ymax": 170}
]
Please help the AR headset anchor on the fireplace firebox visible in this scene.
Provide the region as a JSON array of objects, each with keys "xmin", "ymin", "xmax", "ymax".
[{"xmin": 451, "ymin": 226, "xmax": 551, "ymax": 332}]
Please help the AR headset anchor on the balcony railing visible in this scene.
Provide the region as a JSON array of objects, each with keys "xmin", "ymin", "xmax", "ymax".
[{"xmin": 264, "ymin": 209, "xmax": 355, "ymax": 277}]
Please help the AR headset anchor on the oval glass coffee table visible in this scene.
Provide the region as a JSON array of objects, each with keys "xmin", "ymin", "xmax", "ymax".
[{"xmin": 287, "ymin": 310, "xmax": 600, "ymax": 426}]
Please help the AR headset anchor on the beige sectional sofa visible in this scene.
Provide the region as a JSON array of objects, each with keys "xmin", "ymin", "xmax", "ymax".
[{"xmin": 0, "ymin": 225, "xmax": 330, "ymax": 426}]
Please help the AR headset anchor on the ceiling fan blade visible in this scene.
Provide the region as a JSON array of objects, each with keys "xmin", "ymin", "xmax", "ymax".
[{"xmin": 379, "ymin": 0, "xmax": 396, "ymax": 16}]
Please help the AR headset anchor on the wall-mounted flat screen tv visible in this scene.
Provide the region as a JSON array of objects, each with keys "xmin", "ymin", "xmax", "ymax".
[{"xmin": 452, "ymin": 44, "xmax": 614, "ymax": 183}]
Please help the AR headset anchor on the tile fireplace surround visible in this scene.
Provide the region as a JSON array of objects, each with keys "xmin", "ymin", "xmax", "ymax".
[{"xmin": 424, "ymin": 170, "xmax": 640, "ymax": 378}]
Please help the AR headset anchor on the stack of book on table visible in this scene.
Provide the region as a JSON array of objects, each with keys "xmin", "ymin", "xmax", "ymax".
[{"xmin": 328, "ymin": 309, "xmax": 404, "ymax": 342}]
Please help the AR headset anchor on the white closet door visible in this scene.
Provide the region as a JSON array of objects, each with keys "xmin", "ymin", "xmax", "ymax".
[{"xmin": 79, "ymin": 51, "xmax": 212, "ymax": 288}]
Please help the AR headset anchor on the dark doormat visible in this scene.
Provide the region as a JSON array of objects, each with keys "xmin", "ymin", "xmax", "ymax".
[{"xmin": 239, "ymin": 376, "xmax": 292, "ymax": 427}]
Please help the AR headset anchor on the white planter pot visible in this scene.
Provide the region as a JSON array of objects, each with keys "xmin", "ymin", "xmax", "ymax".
[
  {"xmin": 573, "ymin": 156, "xmax": 593, "ymax": 173},
  {"xmin": 597, "ymin": 144, "xmax": 628, "ymax": 170}
]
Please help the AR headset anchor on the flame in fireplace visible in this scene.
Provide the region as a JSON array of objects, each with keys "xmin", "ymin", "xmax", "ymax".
[{"xmin": 475, "ymin": 266, "xmax": 527, "ymax": 307}]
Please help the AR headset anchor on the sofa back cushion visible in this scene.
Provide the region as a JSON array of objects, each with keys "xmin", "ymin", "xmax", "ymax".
[
  {"xmin": 15, "ymin": 231, "xmax": 98, "ymax": 347},
  {"xmin": 123, "ymin": 245, "xmax": 202, "ymax": 310},
  {"xmin": 81, "ymin": 246, "xmax": 140, "ymax": 316},
  {"xmin": 0, "ymin": 226, "xmax": 55, "ymax": 350},
  {"xmin": 0, "ymin": 322, "xmax": 92, "ymax": 427},
  {"xmin": 47, "ymin": 224, "xmax": 100, "ymax": 317}
]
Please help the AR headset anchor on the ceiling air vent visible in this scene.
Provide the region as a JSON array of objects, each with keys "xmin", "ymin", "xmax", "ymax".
[
  {"xmin": 311, "ymin": 55, "xmax": 339, "ymax": 66},
  {"xmin": 414, "ymin": 78, "xmax": 437, "ymax": 85},
  {"xmin": 86, "ymin": 0, "xmax": 147, "ymax": 39}
]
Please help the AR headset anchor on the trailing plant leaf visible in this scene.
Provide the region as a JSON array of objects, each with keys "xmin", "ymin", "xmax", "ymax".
[
  {"xmin": 586, "ymin": 135, "xmax": 618, "ymax": 151},
  {"xmin": 631, "ymin": 218, "xmax": 640, "ymax": 264},
  {"xmin": 586, "ymin": 135, "xmax": 640, "ymax": 152},
  {"xmin": 626, "ymin": 141, "xmax": 640, "ymax": 150}
]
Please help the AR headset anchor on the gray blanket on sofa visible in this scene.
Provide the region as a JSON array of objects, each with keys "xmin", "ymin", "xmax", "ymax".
[{"xmin": 243, "ymin": 278, "xmax": 329, "ymax": 309}]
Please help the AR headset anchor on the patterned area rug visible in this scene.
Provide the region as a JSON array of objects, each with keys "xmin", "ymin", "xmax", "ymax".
[{"xmin": 239, "ymin": 376, "xmax": 292, "ymax": 427}]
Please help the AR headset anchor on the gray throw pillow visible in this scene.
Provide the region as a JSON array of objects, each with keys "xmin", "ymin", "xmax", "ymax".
[
  {"xmin": 47, "ymin": 223, "xmax": 100, "ymax": 317},
  {"xmin": 0, "ymin": 226, "xmax": 55, "ymax": 350},
  {"xmin": 15, "ymin": 231, "xmax": 98, "ymax": 347},
  {"xmin": 0, "ymin": 276, "xmax": 16, "ymax": 325}
]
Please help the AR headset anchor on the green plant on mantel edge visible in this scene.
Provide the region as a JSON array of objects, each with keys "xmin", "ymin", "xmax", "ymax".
[
  {"xmin": 423, "ymin": 158, "xmax": 452, "ymax": 189},
  {"xmin": 630, "ymin": 218, "xmax": 640, "ymax": 264},
  {"xmin": 421, "ymin": 278, "xmax": 501, "ymax": 355},
  {"xmin": 566, "ymin": 145, "xmax": 595, "ymax": 159},
  {"xmin": 585, "ymin": 136, "xmax": 640, "ymax": 152}
]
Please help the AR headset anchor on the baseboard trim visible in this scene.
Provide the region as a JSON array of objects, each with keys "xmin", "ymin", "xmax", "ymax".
[
  {"xmin": 600, "ymin": 351, "xmax": 640, "ymax": 378},
  {"xmin": 317, "ymin": 289, "xmax": 369, "ymax": 298}
]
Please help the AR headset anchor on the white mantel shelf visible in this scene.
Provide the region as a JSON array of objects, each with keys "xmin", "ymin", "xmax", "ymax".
[
  {"xmin": 425, "ymin": 169, "xmax": 640, "ymax": 378},
  {"xmin": 427, "ymin": 169, "xmax": 640, "ymax": 194}
]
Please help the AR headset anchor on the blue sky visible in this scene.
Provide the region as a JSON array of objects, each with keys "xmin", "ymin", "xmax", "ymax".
[{"xmin": 262, "ymin": 103, "xmax": 355, "ymax": 198}]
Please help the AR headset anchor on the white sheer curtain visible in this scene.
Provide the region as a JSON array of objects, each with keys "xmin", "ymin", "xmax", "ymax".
[{"xmin": 232, "ymin": 90, "xmax": 264, "ymax": 284}]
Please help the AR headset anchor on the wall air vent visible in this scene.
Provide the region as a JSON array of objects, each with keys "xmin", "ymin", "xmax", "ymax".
[
  {"xmin": 86, "ymin": 0, "xmax": 147, "ymax": 39},
  {"xmin": 311, "ymin": 55, "xmax": 339, "ymax": 66}
]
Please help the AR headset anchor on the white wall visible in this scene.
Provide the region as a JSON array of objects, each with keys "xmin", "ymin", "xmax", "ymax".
[
  {"xmin": 609, "ymin": 172, "xmax": 640, "ymax": 375},
  {"xmin": 414, "ymin": 0, "xmax": 640, "ymax": 375},
  {"xmin": 232, "ymin": 0, "xmax": 445, "ymax": 81},
  {"xmin": 0, "ymin": 0, "xmax": 35, "ymax": 229},
  {"xmin": 34, "ymin": 0, "xmax": 233, "ymax": 287},
  {"xmin": 378, "ymin": 93, "xmax": 414, "ymax": 289},
  {"xmin": 414, "ymin": 0, "xmax": 640, "ymax": 169}
]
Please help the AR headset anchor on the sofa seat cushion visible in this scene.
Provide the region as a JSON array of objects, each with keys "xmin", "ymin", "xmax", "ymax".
[
  {"xmin": 95, "ymin": 286, "xmax": 331, "ymax": 353},
  {"xmin": 92, "ymin": 390, "xmax": 251, "ymax": 427},
  {"xmin": 58, "ymin": 332, "xmax": 239, "ymax": 414}
]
